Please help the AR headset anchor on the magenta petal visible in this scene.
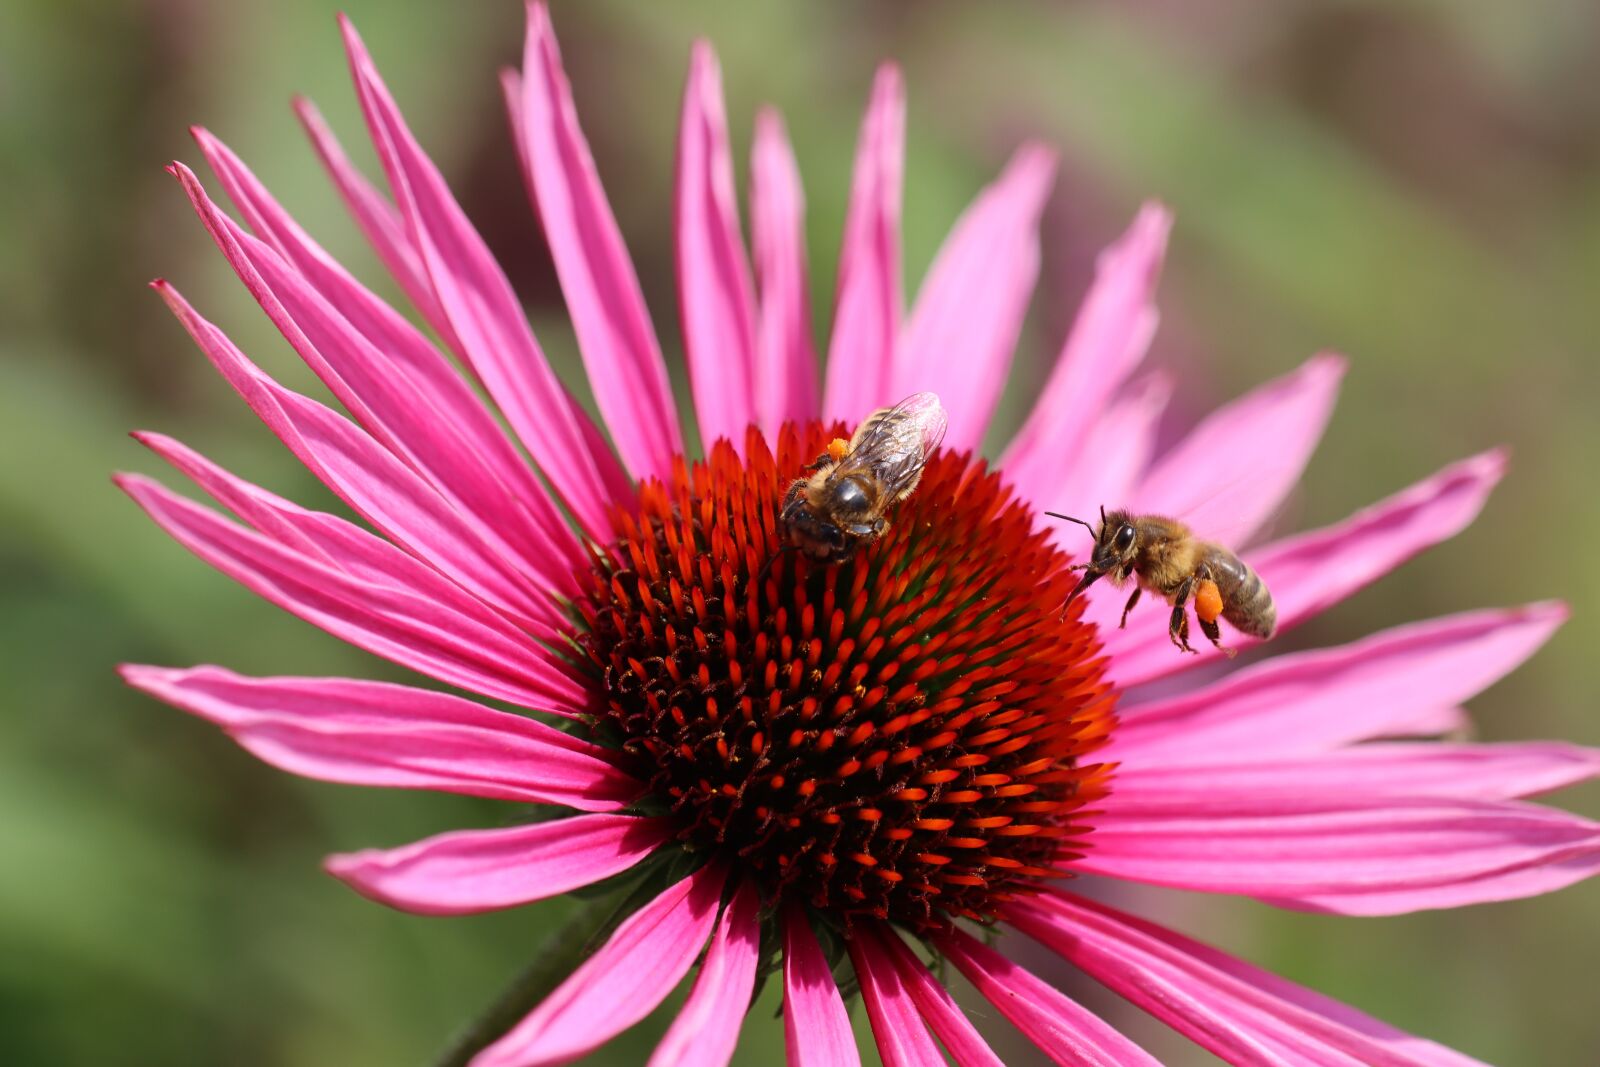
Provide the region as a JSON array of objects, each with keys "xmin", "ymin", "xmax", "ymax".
[
  {"xmin": 1132, "ymin": 353, "xmax": 1346, "ymax": 545},
  {"xmin": 1014, "ymin": 892, "xmax": 1489, "ymax": 1067},
  {"xmin": 189, "ymin": 132, "xmax": 584, "ymax": 588},
  {"xmin": 847, "ymin": 925, "xmax": 945, "ymax": 1067},
  {"xmin": 822, "ymin": 64, "xmax": 904, "ymax": 422},
  {"xmin": 647, "ymin": 878, "xmax": 761, "ymax": 1067},
  {"xmin": 1111, "ymin": 742, "xmax": 1600, "ymax": 810},
  {"xmin": 339, "ymin": 16, "xmax": 629, "ymax": 536},
  {"xmin": 675, "ymin": 41, "xmax": 760, "ymax": 451},
  {"xmin": 899, "ymin": 144, "xmax": 1056, "ymax": 452},
  {"xmin": 327, "ymin": 814, "xmax": 668, "ymax": 915},
  {"xmin": 751, "ymin": 107, "xmax": 819, "ymax": 433},
  {"xmin": 293, "ymin": 95, "xmax": 450, "ymax": 335},
  {"xmin": 862, "ymin": 925, "xmax": 1003, "ymax": 1067},
  {"xmin": 931, "ymin": 928, "xmax": 1160, "ymax": 1067},
  {"xmin": 1001, "ymin": 203, "xmax": 1170, "ymax": 505},
  {"xmin": 782, "ymin": 902, "xmax": 862, "ymax": 1067},
  {"xmin": 1042, "ymin": 372, "xmax": 1172, "ymax": 526},
  {"xmin": 514, "ymin": 4, "xmax": 682, "ymax": 483},
  {"xmin": 1076, "ymin": 795, "xmax": 1600, "ymax": 915},
  {"xmin": 1109, "ymin": 603, "xmax": 1566, "ymax": 766},
  {"xmin": 156, "ymin": 241, "xmax": 569, "ymax": 629},
  {"xmin": 471, "ymin": 863, "xmax": 728, "ymax": 1067},
  {"xmin": 117, "ymin": 474, "xmax": 587, "ymax": 714},
  {"xmin": 1104, "ymin": 450, "xmax": 1507, "ymax": 687},
  {"xmin": 120, "ymin": 664, "xmax": 639, "ymax": 810}
]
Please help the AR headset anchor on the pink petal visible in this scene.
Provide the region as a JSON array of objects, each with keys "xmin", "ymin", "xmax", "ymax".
[
  {"xmin": 1075, "ymin": 795, "xmax": 1600, "ymax": 915},
  {"xmin": 1013, "ymin": 891, "xmax": 1490, "ymax": 1067},
  {"xmin": 647, "ymin": 878, "xmax": 761, "ymax": 1067},
  {"xmin": 154, "ymin": 277, "xmax": 564, "ymax": 630},
  {"xmin": 822, "ymin": 64, "xmax": 904, "ymax": 422},
  {"xmin": 117, "ymin": 474, "xmax": 588, "ymax": 714},
  {"xmin": 119, "ymin": 664, "xmax": 639, "ymax": 811},
  {"xmin": 189, "ymin": 131, "xmax": 583, "ymax": 587},
  {"xmin": 1109, "ymin": 604, "xmax": 1566, "ymax": 767},
  {"xmin": 1001, "ymin": 203, "xmax": 1171, "ymax": 504},
  {"xmin": 1040, "ymin": 372, "xmax": 1172, "ymax": 526},
  {"xmin": 513, "ymin": 4, "xmax": 682, "ymax": 483},
  {"xmin": 471, "ymin": 863, "xmax": 728, "ymax": 1067},
  {"xmin": 326, "ymin": 813, "xmax": 669, "ymax": 915},
  {"xmin": 339, "ymin": 16, "xmax": 629, "ymax": 536},
  {"xmin": 1131, "ymin": 353, "xmax": 1346, "ymax": 546},
  {"xmin": 930, "ymin": 928, "xmax": 1160, "ymax": 1067},
  {"xmin": 1111, "ymin": 742, "xmax": 1600, "ymax": 811},
  {"xmin": 847, "ymin": 926, "xmax": 945, "ymax": 1067},
  {"xmin": 751, "ymin": 107, "xmax": 819, "ymax": 433},
  {"xmin": 293, "ymin": 95, "xmax": 450, "ymax": 335},
  {"xmin": 897, "ymin": 144, "xmax": 1057, "ymax": 452},
  {"xmin": 861, "ymin": 924, "xmax": 1003, "ymax": 1067},
  {"xmin": 782, "ymin": 902, "xmax": 862, "ymax": 1067},
  {"xmin": 675, "ymin": 41, "xmax": 759, "ymax": 450},
  {"xmin": 1104, "ymin": 450, "xmax": 1507, "ymax": 687}
]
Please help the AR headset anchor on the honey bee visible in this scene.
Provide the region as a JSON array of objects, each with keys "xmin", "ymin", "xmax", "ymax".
[
  {"xmin": 1047, "ymin": 508, "xmax": 1276, "ymax": 656},
  {"xmin": 779, "ymin": 391, "xmax": 948, "ymax": 563}
]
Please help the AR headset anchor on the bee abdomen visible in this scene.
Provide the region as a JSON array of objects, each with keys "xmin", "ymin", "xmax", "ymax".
[{"xmin": 1205, "ymin": 548, "xmax": 1277, "ymax": 639}]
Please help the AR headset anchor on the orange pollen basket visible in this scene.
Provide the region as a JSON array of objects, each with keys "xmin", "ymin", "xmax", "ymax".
[{"xmin": 574, "ymin": 423, "xmax": 1118, "ymax": 930}]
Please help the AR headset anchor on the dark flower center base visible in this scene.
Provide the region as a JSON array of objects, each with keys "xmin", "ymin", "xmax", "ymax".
[{"xmin": 576, "ymin": 424, "xmax": 1116, "ymax": 930}]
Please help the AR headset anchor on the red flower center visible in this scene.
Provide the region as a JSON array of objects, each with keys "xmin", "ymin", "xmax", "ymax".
[{"xmin": 576, "ymin": 424, "xmax": 1116, "ymax": 930}]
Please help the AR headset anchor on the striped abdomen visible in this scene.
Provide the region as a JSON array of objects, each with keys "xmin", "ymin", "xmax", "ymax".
[{"xmin": 1200, "ymin": 545, "xmax": 1276, "ymax": 639}]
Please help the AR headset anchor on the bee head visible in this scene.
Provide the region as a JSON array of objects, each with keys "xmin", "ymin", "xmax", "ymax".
[{"xmin": 1091, "ymin": 508, "xmax": 1140, "ymax": 576}]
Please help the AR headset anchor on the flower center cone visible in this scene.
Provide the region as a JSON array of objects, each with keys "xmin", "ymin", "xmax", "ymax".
[{"xmin": 577, "ymin": 424, "xmax": 1117, "ymax": 930}]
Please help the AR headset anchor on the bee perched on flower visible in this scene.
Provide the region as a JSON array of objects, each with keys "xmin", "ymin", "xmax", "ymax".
[{"xmin": 119, "ymin": 4, "xmax": 1600, "ymax": 1065}]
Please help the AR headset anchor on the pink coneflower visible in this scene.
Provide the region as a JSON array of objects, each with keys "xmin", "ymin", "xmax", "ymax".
[{"xmin": 120, "ymin": 5, "xmax": 1599, "ymax": 1064}]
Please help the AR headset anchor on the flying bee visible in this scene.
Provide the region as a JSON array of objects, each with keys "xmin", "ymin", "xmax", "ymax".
[
  {"xmin": 779, "ymin": 391, "xmax": 948, "ymax": 564},
  {"xmin": 1046, "ymin": 507, "xmax": 1276, "ymax": 656}
]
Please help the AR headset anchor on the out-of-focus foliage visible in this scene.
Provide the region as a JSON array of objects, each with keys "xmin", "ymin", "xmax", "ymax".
[{"xmin": 2, "ymin": 1, "xmax": 1596, "ymax": 1064}]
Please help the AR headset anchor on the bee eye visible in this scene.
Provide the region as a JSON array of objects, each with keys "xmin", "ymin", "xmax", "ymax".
[{"xmin": 1114, "ymin": 525, "xmax": 1136, "ymax": 551}]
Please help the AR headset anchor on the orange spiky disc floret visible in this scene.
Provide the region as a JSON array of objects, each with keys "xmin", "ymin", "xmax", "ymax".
[{"xmin": 575, "ymin": 424, "xmax": 1117, "ymax": 930}]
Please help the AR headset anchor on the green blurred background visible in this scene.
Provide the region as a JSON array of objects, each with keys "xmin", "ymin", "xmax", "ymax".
[{"xmin": 2, "ymin": 0, "xmax": 1597, "ymax": 1063}]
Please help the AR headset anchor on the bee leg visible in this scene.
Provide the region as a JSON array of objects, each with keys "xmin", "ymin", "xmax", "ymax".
[
  {"xmin": 1118, "ymin": 586, "xmax": 1142, "ymax": 629},
  {"xmin": 1168, "ymin": 577, "xmax": 1198, "ymax": 654},
  {"xmin": 1198, "ymin": 615, "xmax": 1236, "ymax": 658}
]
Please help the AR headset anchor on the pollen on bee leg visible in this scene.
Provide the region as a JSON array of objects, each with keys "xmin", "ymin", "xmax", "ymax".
[
  {"xmin": 827, "ymin": 437, "xmax": 850, "ymax": 463},
  {"xmin": 1194, "ymin": 578, "xmax": 1224, "ymax": 623}
]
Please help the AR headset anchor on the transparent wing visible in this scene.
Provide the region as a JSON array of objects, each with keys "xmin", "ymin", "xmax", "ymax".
[{"xmin": 835, "ymin": 391, "xmax": 949, "ymax": 500}]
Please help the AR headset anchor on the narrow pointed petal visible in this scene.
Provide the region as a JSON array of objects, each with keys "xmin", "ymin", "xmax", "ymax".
[
  {"xmin": 1075, "ymin": 795, "xmax": 1600, "ymax": 915},
  {"xmin": 1111, "ymin": 742, "xmax": 1600, "ymax": 810},
  {"xmin": 154, "ymin": 278, "xmax": 564, "ymax": 629},
  {"xmin": 117, "ymin": 474, "xmax": 587, "ymax": 713},
  {"xmin": 471, "ymin": 863, "xmax": 728, "ymax": 1067},
  {"xmin": 863, "ymin": 924, "xmax": 1004, "ymax": 1067},
  {"xmin": 675, "ymin": 42, "xmax": 759, "ymax": 450},
  {"xmin": 327, "ymin": 813, "xmax": 669, "ymax": 915},
  {"xmin": 293, "ymin": 95, "xmax": 450, "ymax": 334},
  {"xmin": 1041, "ymin": 372, "xmax": 1172, "ymax": 525},
  {"xmin": 898, "ymin": 144, "xmax": 1056, "ymax": 452},
  {"xmin": 1110, "ymin": 604, "xmax": 1566, "ymax": 766},
  {"xmin": 751, "ymin": 107, "xmax": 819, "ymax": 432},
  {"xmin": 1105, "ymin": 450, "xmax": 1507, "ymax": 687},
  {"xmin": 340, "ymin": 16, "xmax": 629, "ymax": 535},
  {"xmin": 647, "ymin": 878, "xmax": 761, "ymax": 1067},
  {"xmin": 782, "ymin": 902, "xmax": 862, "ymax": 1067},
  {"xmin": 514, "ymin": 4, "xmax": 682, "ymax": 482},
  {"xmin": 190, "ymin": 132, "xmax": 584, "ymax": 584},
  {"xmin": 1001, "ymin": 203, "xmax": 1170, "ymax": 502},
  {"xmin": 847, "ymin": 928, "xmax": 945, "ymax": 1067},
  {"xmin": 931, "ymin": 928, "xmax": 1161, "ymax": 1067},
  {"xmin": 1014, "ymin": 892, "xmax": 1490, "ymax": 1067},
  {"xmin": 120, "ymin": 664, "xmax": 639, "ymax": 810},
  {"xmin": 822, "ymin": 64, "xmax": 904, "ymax": 422},
  {"xmin": 1132, "ymin": 353, "xmax": 1346, "ymax": 545}
]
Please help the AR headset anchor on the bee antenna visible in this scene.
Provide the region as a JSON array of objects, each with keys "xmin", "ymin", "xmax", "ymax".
[
  {"xmin": 754, "ymin": 543, "xmax": 796, "ymax": 588},
  {"xmin": 1044, "ymin": 511, "xmax": 1095, "ymax": 533}
]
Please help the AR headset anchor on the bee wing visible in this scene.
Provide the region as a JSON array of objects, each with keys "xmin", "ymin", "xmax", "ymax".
[{"xmin": 835, "ymin": 391, "xmax": 949, "ymax": 500}]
